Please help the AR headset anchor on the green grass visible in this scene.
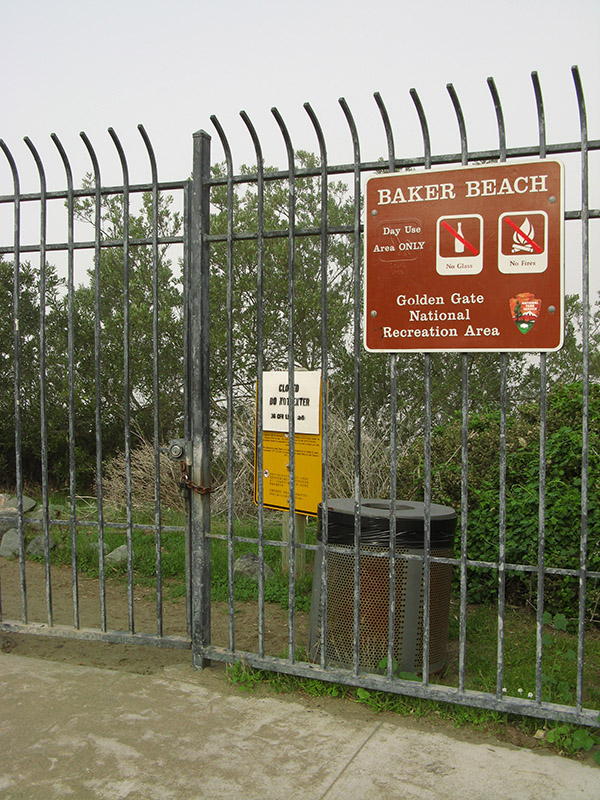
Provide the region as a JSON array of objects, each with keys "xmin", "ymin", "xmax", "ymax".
[
  {"xmin": 24, "ymin": 495, "xmax": 317, "ymax": 611},
  {"xmin": 440, "ymin": 605, "xmax": 600, "ymax": 710}
]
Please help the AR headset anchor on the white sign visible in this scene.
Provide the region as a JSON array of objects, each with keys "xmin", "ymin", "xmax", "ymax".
[{"xmin": 261, "ymin": 370, "xmax": 321, "ymax": 435}]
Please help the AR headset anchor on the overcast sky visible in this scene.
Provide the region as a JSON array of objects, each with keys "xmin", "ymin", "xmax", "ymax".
[
  {"xmin": 2, "ymin": 0, "xmax": 598, "ymax": 292},
  {"xmin": 3, "ymin": 0, "xmax": 598, "ymax": 174}
]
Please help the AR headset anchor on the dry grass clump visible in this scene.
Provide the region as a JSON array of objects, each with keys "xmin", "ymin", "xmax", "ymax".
[
  {"xmin": 326, "ymin": 412, "xmax": 393, "ymax": 500},
  {"xmin": 101, "ymin": 410, "xmax": 409, "ymax": 517},
  {"xmin": 102, "ymin": 438, "xmax": 184, "ymax": 512}
]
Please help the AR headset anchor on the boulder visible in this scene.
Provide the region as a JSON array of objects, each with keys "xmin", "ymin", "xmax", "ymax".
[
  {"xmin": 25, "ymin": 504, "xmax": 65, "ymax": 525},
  {"xmin": 0, "ymin": 529, "xmax": 20, "ymax": 559},
  {"xmin": 0, "ymin": 510, "xmax": 18, "ymax": 536},
  {"xmin": 233, "ymin": 552, "xmax": 274, "ymax": 581},
  {"xmin": 26, "ymin": 534, "xmax": 58, "ymax": 558},
  {"xmin": 105, "ymin": 545, "xmax": 132, "ymax": 565},
  {"xmin": 0, "ymin": 495, "xmax": 37, "ymax": 535},
  {"xmin": 89, "ymin": 540, "xmax": 109, "ymax": 556},
  {"xmin": 2, "ymin": 495, "xmax": 37, "ymax": 514}
]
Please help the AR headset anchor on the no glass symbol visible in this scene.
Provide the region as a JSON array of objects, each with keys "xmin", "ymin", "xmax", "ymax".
[{"xmin": 440, "ymin": 219, "xmax": 479, "ymax": 256}]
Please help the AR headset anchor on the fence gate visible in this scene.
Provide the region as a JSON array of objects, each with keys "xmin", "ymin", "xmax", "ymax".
[
  {"xmin": 1, "ymin": 67, "xmax": 598, "ymax": 727},
  {"xmin": 0, "ymin": 125, "xmax": 191, "ymax": 652}
]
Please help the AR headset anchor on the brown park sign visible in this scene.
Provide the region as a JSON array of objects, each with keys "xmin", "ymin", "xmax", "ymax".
[{"xmin": 364, "ymin": 160, "xmax": 564, "ymax": 352}]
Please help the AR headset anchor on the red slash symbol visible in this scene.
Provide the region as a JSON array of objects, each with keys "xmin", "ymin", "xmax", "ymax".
[
  {"xmin": 504, "ymin": 217, "xmax": 543, "ymax": 254},
  {"xmin": 440, "ymin": 220, "xmax": 479, "ymax": 255}
]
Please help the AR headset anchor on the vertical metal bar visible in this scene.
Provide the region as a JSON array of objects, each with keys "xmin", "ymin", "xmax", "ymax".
[
  {"xmin": 446, "ymin": 85, "xmax": 468, "ymax": 164},
  {"xmin": 304, "ymin": 101, "xmax": 330, "ymax": 670},
  {"xmin": 374, "ymin": 91, "xmax": 396, "ymax": 170},
  {"xmin": 532, "ymin": 71, "xmax": 547, "ymax": 161},
  {"xmin": 190, "ymin": 129, "xmax": 212, "ymax": 668},
  {"xmin": 409, "ymin": 83, "xmax": 436, "ymax": 679},
  {"xmin": 572, "ymin": 65, "xmax": 589, "ymax": 712},
  {"xmin": 497, "ymin": 353, "xmax": 508, "ymax": 699},
  {"xmin": 80, "ymin": 132, "xmax": 107, "ymax": 631},
  {"xmin": 487, "ymin": 78, "xmax": 507, "ymax": 162},
  {"xmin": 531, "ymin": 70, "xmax": 548, "ymax": 706},
  {"xmin": 447, "ymin": 85, "xmax": 471, "ymax": 694},
  {"xmin": 418, "ymin": 87, "xmax": 439, "ymax": 687},
  {"xmin": 339, "ymin": 97, "xmax": 362, "ymax": 676},
  {"xmin": 108, "ymin": 128, "xmax": 134, "ymax": 635},
  {"xmin": 410, "ymin": 89, "xmax": 432, "ymax": 168},
  {"xmin": 210, "ymin": 115, "xmax": 236, "ymax": 653},
  {"xmin": 272, "ymin": 106, "xmax": 297, "ymax": 663},
  {"xmin": 459, "ymin": 353, "xmax": 469, "ymax": 692},
  {"xmin": 487, "ymin": 77, "xmax": 508, "ymax": 699},
  {"xmin": 24, "ymin": 137, "xmax": 53, "ymax": 626},
  {"xmin": 387, "ymin": 352, "xmax": 398, "ymax": 680},
  {"xmin": 138, "ymin": 124, "xmax": 163, "ymax": 637},
  {"xmin": 422, "ymin": 352, "xmax": 432, "ymax": 687},
  {"xmin": 52, "ymin": 133, "xmax": 79, "ymax": 630},
  {"xmin": 183, "ymin": 180, "xmax": 192, "ymax": 636},
  {"xmin": 0, "ymin": 140, "xmax": 27, "ymax": 622},
  {"xmin": 414, "ymin": 86, "xmax": 434, "ymax": 685},
  {"xmin": 374, "ymin": 92, "xmax": 398, "ymax": 679},
  {"xmin": 241, "ymin": 110, "xmax": 266, "ymax": 658}
]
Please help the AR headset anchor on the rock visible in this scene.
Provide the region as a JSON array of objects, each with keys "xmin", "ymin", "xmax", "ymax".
[
  {"xmin": 23, "ymin": 496, "xmax": 37, "ymax": 514},
  {"xmin": 105, "ymin": 545, "xmax": 132, "ymax": 565},
  {"xmin": 2, "ymin": 495, "xmax": 37, "ymax": 514},
  {"xmin": 24, "ymin": 504, "xmax": 65, "ymax": 529},
  {"xmin": 0, "ymin": 495, "xmax": 37, "ymax": 534},
  {"xmin": 233, "ymin": 552, "xmax": 274, "ymax": 581},
  {"xmin": 0, "ymin": 529, "xmax": 21, "ymax": 558},
  {"xmin": 26, "ymin": 534, "xmax": 58, "ymax": 558},
  {"xmin": 89, "ymin": 541, "xmax": 109, "ymax": 556},
  {"xmin": 0, "ymin": 510, "xmax": 18, "ymax": 536}
]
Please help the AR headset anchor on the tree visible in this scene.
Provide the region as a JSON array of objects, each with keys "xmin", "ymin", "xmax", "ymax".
[
  {"xmin": 207, "ymin": 152, "xmax": 355, "ymax": 406},
  {"xmin": 3, "ymin": 153, "xmax": 597, "ymax": 497},
  {"xmin": 421, "ymin": 381, "xmax": 600, "ymax": 618},
  {"xmin": 526, "ymin": 292, "xmax": 600, "ymax": 386},
  {"xmin": 71, "ymin": 185, "xmax": 184, "ymax": 480},
  {"xmin": 0, "ymin": 258, "xmax": 71, "ymax": 485},
  {"xmin": 0, "ymin": 184, "xmax": 185, "ymax": 490}
]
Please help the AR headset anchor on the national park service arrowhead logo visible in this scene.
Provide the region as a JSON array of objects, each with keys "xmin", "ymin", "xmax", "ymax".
[{"xmin": 510, "ymin": 292, "xmax": 541, "ymax": 334}]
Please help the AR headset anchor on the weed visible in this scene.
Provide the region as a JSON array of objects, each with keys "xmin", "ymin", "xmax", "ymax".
[
  {"xmin": 546, "ymin": 723, "xmax": 599, "ymax": 759},
  {"xmin": 226, "ymin": 661, "xmax": 265, "ymax": 691}
]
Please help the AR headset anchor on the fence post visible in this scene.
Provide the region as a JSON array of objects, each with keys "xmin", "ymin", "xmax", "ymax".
[{"xmin": 189, "ymin": 129, "xmax": 212, "ymax": 668}]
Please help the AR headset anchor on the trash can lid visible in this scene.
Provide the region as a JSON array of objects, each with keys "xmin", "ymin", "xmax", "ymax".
[{"xmin": 318, "ymin": 498, "xmax": 456, "ymax": 547}]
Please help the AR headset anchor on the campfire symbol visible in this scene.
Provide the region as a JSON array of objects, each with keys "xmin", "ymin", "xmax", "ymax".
[{"xmin": 512, "ymin": 218, "xmax": 535, "ymax": 253}]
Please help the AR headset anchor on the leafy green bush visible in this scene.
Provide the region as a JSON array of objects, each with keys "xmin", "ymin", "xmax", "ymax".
[{"xmin": 418, "ymin": 382, "xmax": 600, "ymax": 618}]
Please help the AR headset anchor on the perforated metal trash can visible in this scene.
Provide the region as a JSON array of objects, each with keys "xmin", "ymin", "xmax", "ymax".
[{"xmin": 308, "ymin": 499, "xmax": 456, "ymax": 675}]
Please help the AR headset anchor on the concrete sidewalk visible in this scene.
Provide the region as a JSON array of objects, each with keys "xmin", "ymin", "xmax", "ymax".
[{"xmin": 0, "ymin": 652, "xmax": 598, "ymax": 800}]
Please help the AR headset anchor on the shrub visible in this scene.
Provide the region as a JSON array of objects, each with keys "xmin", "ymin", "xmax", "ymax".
[{"xmin": 419, "ymin": 382, "xmax": 600, "ymax": 619}]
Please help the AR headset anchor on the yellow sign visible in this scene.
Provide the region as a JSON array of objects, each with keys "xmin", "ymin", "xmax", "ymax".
[{"xmin": 254, "ymin": 372, "xmax": 323, "ymax": 516}]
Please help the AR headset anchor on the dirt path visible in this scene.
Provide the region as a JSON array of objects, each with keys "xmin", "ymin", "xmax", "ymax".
[{"xmin": 0, "ymin": 557, "xmax": 308, "ymax": 673}]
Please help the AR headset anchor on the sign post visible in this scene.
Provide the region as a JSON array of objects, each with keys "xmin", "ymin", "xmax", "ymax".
[
  {"xmin": 364, "ymin": 160, "xmax": 564, "ymax": 353},
  {"xmin": 254, "ymin": 370, "xmax": 323, "ymax": 577}
]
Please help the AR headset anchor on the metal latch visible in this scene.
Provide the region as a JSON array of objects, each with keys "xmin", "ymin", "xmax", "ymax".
[
  {"xmin": 166, "ymin": 439, "xmax": 214, "ymax": 496},
  {"xmin": 166, "ymin": 439, "xmax": 191, "ymax": 464}
]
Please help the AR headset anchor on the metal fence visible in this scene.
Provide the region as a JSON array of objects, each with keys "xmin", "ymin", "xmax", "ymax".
[
  {"xmin": 0, "ymin": 126, "xmax": 191, "ymax": 650},
  {"xmin": 1, "ymin": 66, "xmax": 599, "ymax": 726}
]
